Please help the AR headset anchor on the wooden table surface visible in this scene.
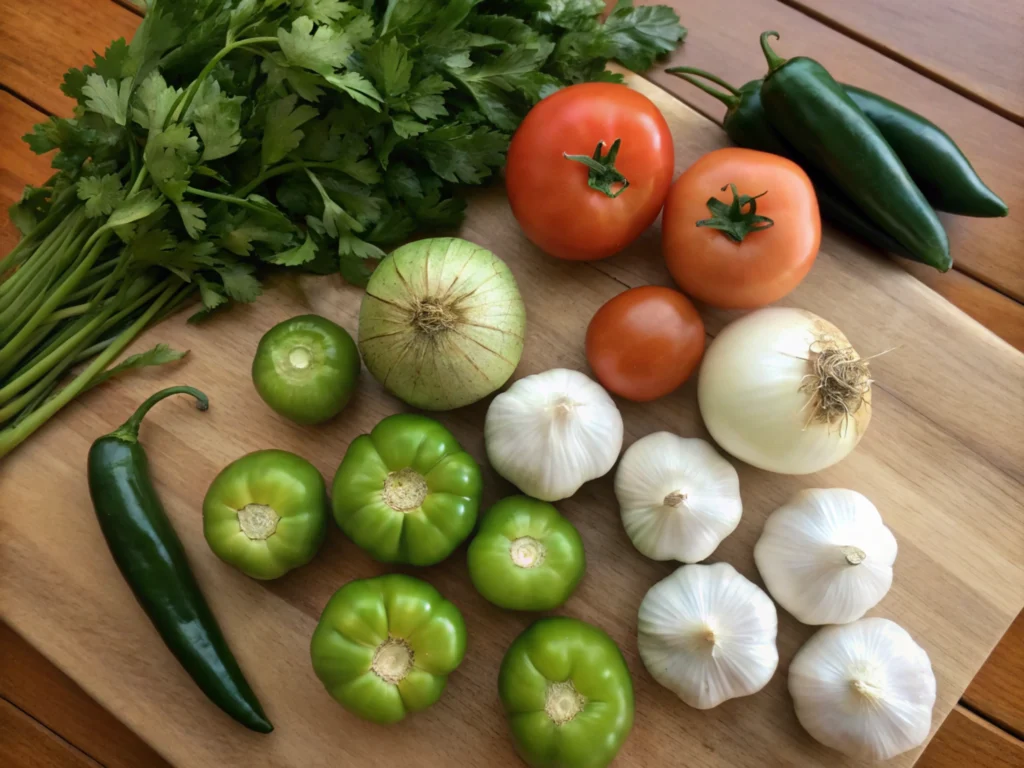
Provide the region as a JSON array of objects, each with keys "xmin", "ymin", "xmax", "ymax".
[{"xmin": 1, "ymin": 1, "xmax": 1021, "ymax": 767}]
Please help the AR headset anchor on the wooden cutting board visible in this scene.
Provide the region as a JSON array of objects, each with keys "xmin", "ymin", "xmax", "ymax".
[{"xmin": 1, "ymin": 73, "xmax": 1022, "ymax": 768}]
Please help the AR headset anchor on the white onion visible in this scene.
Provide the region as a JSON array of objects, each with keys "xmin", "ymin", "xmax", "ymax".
[{"xmin": 698, "ymin": 307, "xmax": 872, "ymax": 475}]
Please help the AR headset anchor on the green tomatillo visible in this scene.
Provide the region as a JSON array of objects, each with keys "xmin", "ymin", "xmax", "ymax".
[
  {"xmin": 499, "ymin": 617, "xmax": 634, "ymax": 768},
  {"xmin": 251, "ymin": 314, "xmax": 360, "ymax": 425},
  {"xmin": 332, "ymin": 413, "xmax": 482, "ymax": 566},
  {"xmin": 310, "ymin": 574, "xmax": 467, "ymax": 723},
  {"xmin": 203, "ymin": 450, "xmax": 328, "ymax": 579},
  {"xmin": 468, "ymin": 496, "xmax": 585, "ymax": 611}
]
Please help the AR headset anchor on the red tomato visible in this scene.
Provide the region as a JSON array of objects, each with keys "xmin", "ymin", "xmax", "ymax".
[
  {"xmin": 662, "ymin": 148, "xmax": 820, "ymax": 309},
  {"xmin": 585, "ymin": 286, "xmax": 705, "ymax": 402},
  {"xmin": 506, "ymin": 83, "xmax": 674, "ymax": 261}
]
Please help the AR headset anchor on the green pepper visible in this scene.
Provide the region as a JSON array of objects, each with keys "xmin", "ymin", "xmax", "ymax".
[
  {"xmin": 468, "ymin": 496, "xmax": 585, "ymax": 611},
  {"xmin": 499, "ymin": 617, "xmax": 634, "ymax": 768},
  {"xmin": 332, "ymin": 413, "xmax": 482, "ymax": 566},
  {"xmin": 758, "ymin": 32, "xmax": 952, "ymax": 272},
  {"xmin": 203, "ymin": 450, "xmax": 328, "ymax": 580},
  {"xmin": 88, "ymin": 387, "xmax": 272, "ymax": 733},
  {"xmin": 310, "ymin": 574, "xmax": 467, "ymax": 723},
  {"xmin": 251, "ymin": 314, "xmax": 360, "ymax": 425},
  {"xmin": 844, "ymin": 86, "xmax": 1008, "ymax": 218}
]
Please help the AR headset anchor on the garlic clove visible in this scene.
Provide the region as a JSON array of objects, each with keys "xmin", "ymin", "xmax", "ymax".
[
  {"xmin": 485, "ymin": 369, "xmax": 624, "ymax": 502},
  {"xmin": 789, "ymin": 617, "xmax": 937, "ymax": 761},
  {"xmin": 754, "ymin": 489, "xmax": 897, "ymax": 625},
  {"xmin": 638, "ymin": 562, "xmax": 778, "ymax": 709},
  {"xmin": 615, "ymin": 432, "xmax": 742, "ymax": 562}
]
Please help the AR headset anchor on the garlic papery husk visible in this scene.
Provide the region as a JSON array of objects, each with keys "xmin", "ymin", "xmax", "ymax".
[
  {"xmin": 485, "ymin": 369, "xmax": 623, "ymax": 501},
  {"xmin": 697, "ymin": 307, "xmax": 872, "ymax": 475},
  {"xmin": 789, "ymin": 618, "xmax": 937, "ymax": 761},
  {"xmin": 754, "ymin": 489, "xmax": 897, "ymax": 625},
  {"xmin": 615, "ymin": 432, "xmax": 742, "ymax": 562},
  {"xmin": 637, "ymin": 562, "xmax": 778, "ymax": 709}
]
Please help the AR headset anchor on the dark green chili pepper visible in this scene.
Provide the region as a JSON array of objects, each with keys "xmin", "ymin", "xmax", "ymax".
[
  {"xmin": 758, "ymin": 31, "xmax": 952, "ymax": 272},
  {"xmin": 87, "ymin": 386, "xmax": 272, "ymax": 733},
  {"xmin": 844, "ymin": 87, "xmax": 1008, "ymax": 218},
  {"xmin": 668, "ymin": 67, "xmax": 916, "ymax": 261}
]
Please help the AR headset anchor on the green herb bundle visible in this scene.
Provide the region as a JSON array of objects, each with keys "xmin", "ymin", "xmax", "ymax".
[{"xmin": 0, "ymin": 0, "xmax": 684, "ymax": 457}]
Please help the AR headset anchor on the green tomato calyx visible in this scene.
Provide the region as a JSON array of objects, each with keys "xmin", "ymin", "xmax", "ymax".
[
  {"xmin": 510, "ymin": 536, "xmax": 546, "ymax": 568},
  {"xmin": 237, "ymin": 503, "xmax": 280, "ymax": 540},
  {"xmin": 383, "ymin": 468, "xmax": 429, "ymax": 512},
  {"xmin": 372, "ymin": 638, "xmax": 414, "ymax": 684},
  {"xmin": 545, "ymin": 680, "xmax": 586, "ymax": 725},
  {"xmin": 663, "ymin": 491, "xmax": 687, "ymax": 507}
]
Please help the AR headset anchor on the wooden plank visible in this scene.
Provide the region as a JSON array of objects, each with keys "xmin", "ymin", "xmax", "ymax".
[
  {"xmin": 0, "ymin": 0, "xmax": 139, "ymax": 116},
  {"xmin": 917, "ymin": 706, "xmax": 1024, "ymax": 768},
  {"xmin": 0, "ymin": 698, "xmax": 102, "ymax": 768},
  {"xmin": 0, "ymin": 91, "xmax": 52, "ymax": 256},
  {"xmin": 0, "ymin": 72, "xmax": 1022, "ymax": 768},
  {"xmin": 781, "ymin": 0, "xmax": 1024, "ymax": 124},
  {"xmin": 0, "ymin": 623, "xmax": 172, "ymax": 768},
  {"xmin": 965, "ymin": 612, "xmax": 1024, "ymax": 737},
  {"xmin": 649, "ymin": 0, "xmax": 1024, "ymax": 301}
]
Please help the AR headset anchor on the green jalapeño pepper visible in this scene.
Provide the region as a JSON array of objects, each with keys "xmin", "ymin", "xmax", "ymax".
[
  {"xmin": 499, "ymin": 617, "xmax": 634, "ymax": 768},
  {"xmin": 468, "ymin": 496, "xmax": 585, "ymax": 611},
  {"xmin": 88, "ymin": 387, "xmax": 272, "ymax": 733},
  {"xmin": 252, "ymin": 314, "xmax": 360, "ymax": 425},
  {"xmin": 203, "ymin": 450, "xmax": 328, "ymax": 580},
  {"xmin": 310, "ymin": 574, "xmax": 467, "ymax": 723},
  {"xmin": 332, "ymin": 414, "xmax": 482, "ymax": 566}
]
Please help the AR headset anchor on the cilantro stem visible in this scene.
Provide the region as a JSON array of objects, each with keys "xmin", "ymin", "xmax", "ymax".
[
  {"xmin": 234, "ymin": 161, "xmax": 343, "ymax": 198},
  {"xmin": 0, "ymin": 281, "xmax": 181, "ymax": 459}
]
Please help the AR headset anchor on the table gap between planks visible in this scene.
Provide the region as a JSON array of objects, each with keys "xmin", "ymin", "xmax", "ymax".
[{"xmin": 0, "ymin": 1, "xmax": 1021, "ymax": 767}]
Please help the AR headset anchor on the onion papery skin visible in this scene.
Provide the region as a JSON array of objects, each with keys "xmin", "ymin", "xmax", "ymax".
[
  {"xmin": 358, "ymin": 238, "xmax": 526, "ymax": 411},
  {"xmin": 697, "ymin": 307, "xmax": 872, "ymax": 475}
]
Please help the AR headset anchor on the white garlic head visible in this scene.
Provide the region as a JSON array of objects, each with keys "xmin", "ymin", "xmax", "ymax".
[
  {"xmin": 615, "ymin": 432, "xmax": 742, "ymax": 562},
  {"xmin": 754, "ymin": 489, "xmax": 897, "ymax": 625},
  {"xmin": 637, "ymin": 562, "xmax": 779, "ymax": 709},
  {"xmin": 789, "ymin": 617, "xmax": 937, "ymax": 761},
  {"xmin": 485, "ymin": 369, "xmax": 623, "ymax": 502}
]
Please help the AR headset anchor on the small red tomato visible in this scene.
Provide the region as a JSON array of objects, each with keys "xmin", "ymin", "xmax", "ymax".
[
  {"xmin": 506, "ymin": 83, "xmax": 674, "ymax": 261},
  {"xmin": 585, "ymin": 286, "xmax": 705, "ymax": 402}
]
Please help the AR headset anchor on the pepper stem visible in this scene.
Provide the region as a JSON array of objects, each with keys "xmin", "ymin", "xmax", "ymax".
[
  {"xmin": 761, "ymin": 31, "xmax": 787, "ymax": 73},
  {"xmin": 109, "ymin": 386, "xmax": 209, "ymax": 443},
  {"xmin": 665, "ymin": 67, "xmax": 740, "ymax": 108},
  {"xmin": 564, "ymin": 139, "xmax": 630, "ymax": 198},
  {"xmin": 697, "ymin": 184, "xmax": 775, "ymax": 242}
]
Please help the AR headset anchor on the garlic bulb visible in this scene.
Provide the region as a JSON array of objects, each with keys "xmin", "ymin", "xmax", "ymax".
[
  {"xmin": 789, "ymin": 618, "xmax": 936, "ymax": 761},
  {"xmin": 637, "ymin": 562, "xmax": 778, "ymax": 709},
  {"xmin": 754, "ymin": 489, "xmax": 897, "ymax": 625},
  {"xmin": 485, "ymin": 369, "xmax": 623, "ymax": 501},
  {"xmin": 615, "ymin": 432, "xmax": 742, "ymax": 562},
  {"xmin": 698, "ymin": 307, "xmax": 872, "ymax": 474}
]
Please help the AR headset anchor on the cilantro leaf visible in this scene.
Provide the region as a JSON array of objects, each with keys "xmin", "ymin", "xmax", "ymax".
[
  {"xmin": 323, "ymin": 71, "xmax": 383, "ymax": 110},
  {"xmin": 145, "ymin": 124, "xmax": 200, "ymax": 201},
  {"xmin": 82, "ymin": 74, "xmax": 132, "ymax": 126},
  {"xmin": 365, "ymin": 37, "xmax": 413, "ymax": 98},
  {"xmin": 134, "ymin": 70, "xmax": 181, "ymax": 130},
  {"xmin": 418, "ymin": 124, "xmax": 508, "ymax": 184},
  {"xmin": 603, "ymin": 0, "xmax": 686, "ymax": 71},
  {"xmin": 107, "ymin": 190, "xmax": 164, "ymax": 229},
  {"xmin": 392, "ymin": 117, "xmax": 429, "ymax": 138},
  {"xmin": 261, "ymin": 94, "xmax": 318, "ymax": 168},
  {"xmin": 298, "ymin": 0, "xmax": 353, "ymax": 26},
  {"xmin": 177, "ymin": 200, "xmax": 207, "ymax": 239},
  {"xmin": 278, "ymin": 16, "xmax": 354, "ymax": 75},
  {"xmin": 215, "ymin": 262, "xmax": 262, "ymax": 302},
  {"xmin": 265, "ymin": 234, "xmax": 318, "ymax": 266},
  {"xmin": 77, "ymin": 174, "xmax": 125, "ymax": 218},
  {"xmin": 193, "ymin": 90, "xmax": 244, "ymax": 161},
  {"xmin": 89, "ymin": 344, "xmax": 188, "ymax": 390}
]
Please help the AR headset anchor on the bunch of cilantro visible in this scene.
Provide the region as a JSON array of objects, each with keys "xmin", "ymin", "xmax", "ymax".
[{"xmin": 0, "ymin": 0, "xmax": 684, "ymax": 457}]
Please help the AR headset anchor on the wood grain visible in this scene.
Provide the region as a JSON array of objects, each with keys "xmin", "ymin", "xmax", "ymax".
[
  {"xmin": 651, "ymin": 0, "xmax": 1024, "ymax": 301},
  {"xmin": 782, "ymin": 0, "xmax": 1024, "ymax": 124},
  {"xmin": 0, "ymin": 91, "xmax": 52, "ymax": 257},
  {"xmin": 965, "ymin": 612, "xmax": 1024, "ymax": 737},
  {"xmin": 0, "ymin": 622, "xmax": 171, "ymax": 768},
  {"xmin": 0, "ymin": 72, "xmax": 1022, "ymax": 767},
  {"xmin": 0, "ymin": 0, "xmax": 139, "ymax": 116},
  {"xmin": 0, "ymin": 698, "xmax": 101, "ymax": 768},
  {"xmin": 917, "ymin": 707, "xmax": 1024, "ymax": 768}
]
